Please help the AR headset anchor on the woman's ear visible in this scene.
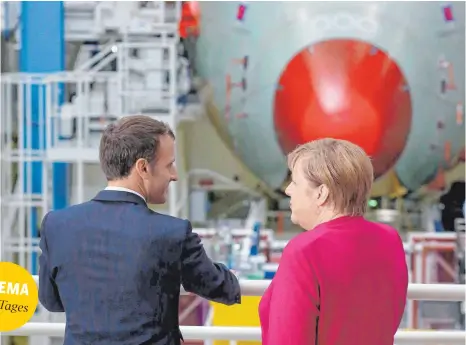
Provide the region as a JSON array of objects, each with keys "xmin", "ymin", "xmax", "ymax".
[{"xmin": 317, "ymin": 184, "xmax": 330, "ymax": 206}]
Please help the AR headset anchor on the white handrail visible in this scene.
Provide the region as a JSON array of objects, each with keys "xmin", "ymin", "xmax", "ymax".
[
  {"xmin": 74, "ymin": 40, "xmax": 116, "ymax": 72},
  {"xmin": 32, "ymin": 275, "xmax": 466, "ymax": 301},
  {"xmin": 5, "ymin": 324, "xmax": 466, "ymax": 344}
]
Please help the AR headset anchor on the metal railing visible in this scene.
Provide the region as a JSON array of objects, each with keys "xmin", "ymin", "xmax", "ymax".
[
  {"xmin": 22, "ymin": 276, "xmax": 466, "ymax": 343},
  {"xmin": 6, "ymin": 323, "xmax": 466, "ymax": 343},
  {"xmin": 30, "ymin": 276, "xmax": 466, "ymax": 301}
]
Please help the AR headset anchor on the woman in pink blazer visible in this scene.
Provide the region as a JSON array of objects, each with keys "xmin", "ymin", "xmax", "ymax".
[{"xmin": 259, "ymin": 138, "xmax": 408, "ymax": 345}]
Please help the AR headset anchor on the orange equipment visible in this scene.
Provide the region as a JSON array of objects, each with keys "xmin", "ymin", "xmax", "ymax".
[{"xmin": 179, "ymin": 1, "xmax": 200, "ymax": 38}]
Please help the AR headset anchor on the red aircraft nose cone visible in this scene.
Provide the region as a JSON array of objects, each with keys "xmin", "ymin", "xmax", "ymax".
[{"xmin": 274, "ymin": 39, "xmax": 412, "ymax": 178}]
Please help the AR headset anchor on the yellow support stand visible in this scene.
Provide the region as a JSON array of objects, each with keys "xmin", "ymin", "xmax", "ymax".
[{"xmin": 210, "ymin": 296, "xmax": 262, "ymax": 345}]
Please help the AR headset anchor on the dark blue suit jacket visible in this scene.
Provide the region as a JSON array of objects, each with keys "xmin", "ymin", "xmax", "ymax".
[{"xmin": 39, "ymin": 190, "xmax": 241, "ymax": 345}]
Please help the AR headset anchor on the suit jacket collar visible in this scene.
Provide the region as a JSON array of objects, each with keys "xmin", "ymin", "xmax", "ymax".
[{"xmin": 93, "ymin": 190, "xmax": 147, "ymax": 206}]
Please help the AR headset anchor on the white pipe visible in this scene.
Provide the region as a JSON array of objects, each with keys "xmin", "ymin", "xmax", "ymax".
[
  {"xmin": 31, "ymin": 275, "xmax": 466, "ymax": 301},
  {"xmin": 405, "ymin": 283, "xmax": 465, "ymax": 301},
  {"xmin": 178, "ymin": 296, "xmax": 203, "ymax": 324},
  {"xmin": 74, "ymin": 40, "xmax": 116, "ymax": 72},
  {"xmin": 204, "ymin": 307, "xmax": 214, "ymax": 327},
  {"xmin": 5, "ymin": 324, "xmax": 466, "ymax": 343},
  {"xmin": 394, "ymin": 331, "xmax": 466, "ymax": 344}
]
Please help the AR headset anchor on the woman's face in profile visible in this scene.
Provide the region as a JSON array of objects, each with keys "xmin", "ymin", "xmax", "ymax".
[{"xmin": 285, "ymin": 161, "xmax": 321, "ymax": 230}]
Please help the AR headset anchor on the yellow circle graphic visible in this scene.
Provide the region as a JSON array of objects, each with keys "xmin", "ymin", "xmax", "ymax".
[{"xmin": 0, "ymin": 261, "xmax": 39, "ymax": 332}]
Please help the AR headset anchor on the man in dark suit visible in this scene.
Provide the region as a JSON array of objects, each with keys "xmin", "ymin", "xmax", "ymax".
[{"xmin": 38, "ymin": 115, "xmax": 241, "ymax": 345}]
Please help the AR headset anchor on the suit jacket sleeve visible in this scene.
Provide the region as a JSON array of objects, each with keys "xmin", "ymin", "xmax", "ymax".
[
  {"xmin": 38, "ymin": 212, "xmax": 64, "ymax": 312},
  {"xmin": 266, "ymin": 244, "xmax": 319, "ymax": 345},
  {"xmin": 180, "ymin": 221, "xmax": 241, "ymax": 305}
]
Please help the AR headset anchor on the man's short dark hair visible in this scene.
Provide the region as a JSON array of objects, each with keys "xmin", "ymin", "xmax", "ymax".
[{"xmin": 99, "ymin": 115, "xmax": 175, "ymax": 181}]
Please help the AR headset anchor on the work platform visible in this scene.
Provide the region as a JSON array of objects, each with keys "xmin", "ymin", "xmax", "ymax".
[{"xmin": 2, "ymin": 38, "xmax": 202, "ymax": 163}]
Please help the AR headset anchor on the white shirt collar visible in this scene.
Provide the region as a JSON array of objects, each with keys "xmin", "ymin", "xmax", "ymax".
[{"xmin": 104, "ymin": 186, "xmax": 146, "ymax": 203}]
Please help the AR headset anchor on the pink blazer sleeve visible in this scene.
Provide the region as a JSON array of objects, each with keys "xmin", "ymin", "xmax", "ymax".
[{"xmin": 266, "ymin": 244, "xmax": 320, "ymax": 345}]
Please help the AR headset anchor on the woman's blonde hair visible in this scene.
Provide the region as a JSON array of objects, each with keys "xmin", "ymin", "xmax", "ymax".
[{"xmin": 287, "ymin": 138, "xmax": 374, "ymax": 216}]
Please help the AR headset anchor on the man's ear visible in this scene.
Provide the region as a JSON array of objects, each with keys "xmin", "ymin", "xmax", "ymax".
[{"xmin": 135, "ymin": 158, "xmax": 149, "ymax": 179}]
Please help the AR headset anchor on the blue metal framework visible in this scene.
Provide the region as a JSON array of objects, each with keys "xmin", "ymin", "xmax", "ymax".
[{"xmin": 20, "ymin": 1, "xmax": 68, "ymax": 274}]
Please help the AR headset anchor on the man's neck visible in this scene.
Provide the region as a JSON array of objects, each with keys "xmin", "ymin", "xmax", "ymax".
[
  {"xmin": 105, "ymin": 182, "xmax": 146, "ymax": 203},
  {"xmin": 107, "ymin": 180, "xmax": 145, "ymax": 198},
  {"xmin": 107, "ymin": 180, "xmax": 136, "ymax": 191}
]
